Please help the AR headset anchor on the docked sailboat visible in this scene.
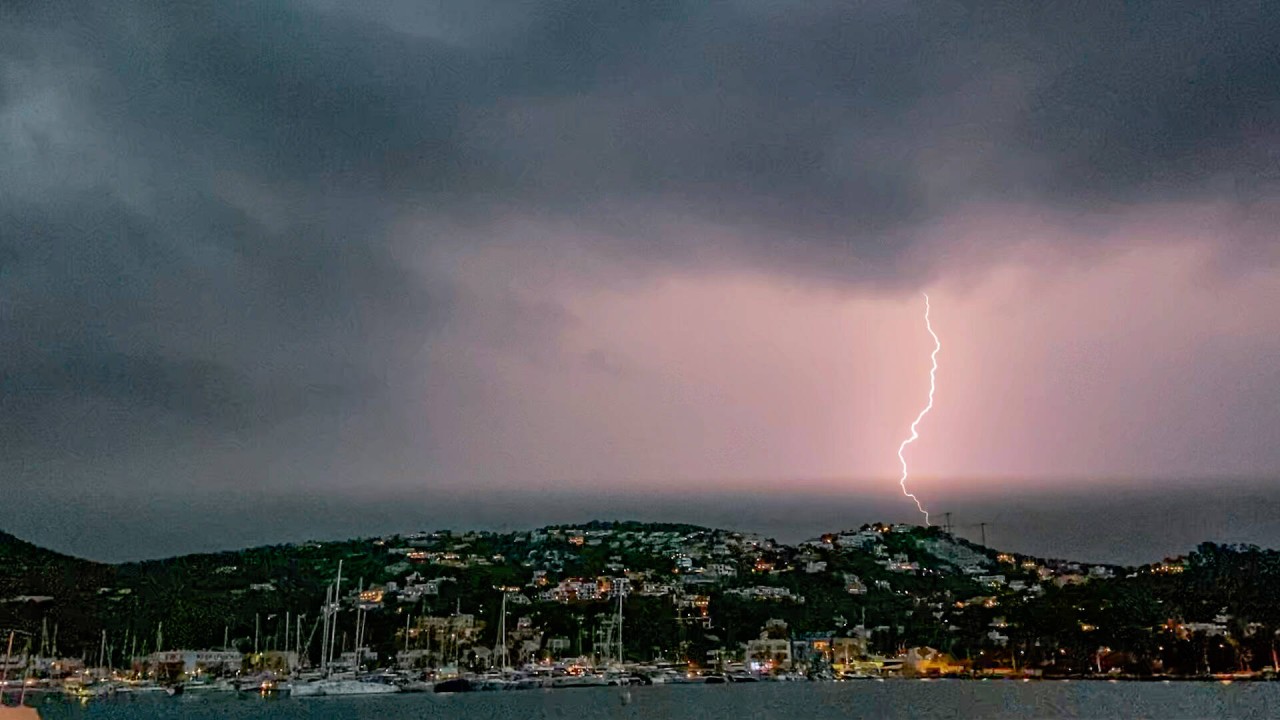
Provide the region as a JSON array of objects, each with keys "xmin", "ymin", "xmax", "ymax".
[
  {"xmin": 0, "ymin": 632, "xmax": 39, "ymax": 718},
  {"xmin": 547, "ymin": 673, "xmax": 609, "ymax": 688},
  {"xmin": 292, "ymin": 561, "xmax": 399, "ymax": 697},
  {"xmin": 292, "ymin": 677, "xmax": 398, "ymax": 696}
]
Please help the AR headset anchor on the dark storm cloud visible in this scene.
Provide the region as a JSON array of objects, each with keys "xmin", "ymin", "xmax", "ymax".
[
  {"xmin": 3, "ymin": 0, "xmax": 1279, "ymax": 556},
  {"xmin": 12, "ymin": 2, "xmax": 1278, "ymax": 248},
  {"xmin": 0, "ymin": 174, "xmax": 410, "ymax": 457},
  {"xmin": 456, "ymin": 1, "xmax": 1280, "ymax": 235}
]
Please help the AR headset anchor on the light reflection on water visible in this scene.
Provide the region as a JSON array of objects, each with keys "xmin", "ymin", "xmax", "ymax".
[{"xmin": 26, "ymin": 681, "xmax": 1280, "ymax": 720}]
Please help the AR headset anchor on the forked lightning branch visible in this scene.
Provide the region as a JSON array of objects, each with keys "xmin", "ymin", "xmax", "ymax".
[{"xmin": 896, "ymin": 293, "xmax": 940, "ymax": 525}]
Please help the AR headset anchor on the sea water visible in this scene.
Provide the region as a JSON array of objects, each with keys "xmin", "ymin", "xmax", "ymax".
[{"xmin": 28, "ymin": 681, "xmax": 1280, "ymax": 719}]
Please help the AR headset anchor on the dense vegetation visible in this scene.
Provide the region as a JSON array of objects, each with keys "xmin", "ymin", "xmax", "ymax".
[{"xmin": 1, "ymin": 522, "xmax": 1277, "ymax": 677}]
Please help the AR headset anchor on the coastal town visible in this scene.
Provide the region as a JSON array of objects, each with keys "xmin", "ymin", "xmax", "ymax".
[{"xmin": 0, "ymin": 521, "xmax": 1277, "ymax": 700}]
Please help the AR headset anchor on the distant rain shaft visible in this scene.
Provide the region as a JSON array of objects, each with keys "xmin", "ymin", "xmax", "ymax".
[{"xmin": 896, "ymin": 293, "xmax": 940, "ymax": 524}]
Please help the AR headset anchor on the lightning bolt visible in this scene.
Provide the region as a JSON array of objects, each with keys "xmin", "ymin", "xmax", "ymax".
[{"xmin": 896, "ymin": 292, "xmax": 939, "ymax": 525}]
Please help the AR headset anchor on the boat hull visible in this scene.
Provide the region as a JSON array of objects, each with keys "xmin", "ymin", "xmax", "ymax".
[
  {"xmin": 432, "ymin": 678, "xmax": 473, "ymax": 693},
  {"xmin": 292, "ymin": 680, "xmax": 399, "ymax": 696}
]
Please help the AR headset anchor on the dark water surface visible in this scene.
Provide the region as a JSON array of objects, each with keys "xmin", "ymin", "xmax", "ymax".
[{"xmin": 29, "ymin": 682, "xmax": 1280, "ymax": 719}]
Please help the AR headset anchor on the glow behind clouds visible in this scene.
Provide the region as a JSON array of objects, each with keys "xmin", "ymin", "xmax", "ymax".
[
  {"xmin": 412, "ymin": 206, "xmax": 1280, "ymax": 498},
  {"xmin": 2, "ymin": 2, "xmax": 1280, "ymax": 559}
]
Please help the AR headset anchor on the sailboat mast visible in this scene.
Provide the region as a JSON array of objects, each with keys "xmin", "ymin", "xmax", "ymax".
[
  {"xmin": 328, "ymin": 560, "xmax": 343, "ymax": 674},
  {"xmin": 404, "ymin": 614, "xmax": 411, "ymax": 654},
  {"xmin": 355, "ymin": 607, "xmax": 365, "ymax": 670},
  {"xmin": 320, "ymin": 584, "xmax": 331, "ymax": 675},
  {"xmin": 2, "ymin": 631, "xmax": 14, "ymax": 683},
  {"xmin": 17, "ymin": 636, "xmax": 31, "ymax": 705},
  {"xmin": 498, "ymin": 591, "xmax": 507, "ymax": 669},
  {"xmin": 353, "ymin": 578, "xmax": 364, "ymax": 669}
]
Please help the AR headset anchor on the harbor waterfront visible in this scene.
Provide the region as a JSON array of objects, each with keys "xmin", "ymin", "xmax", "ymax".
[
  {"xmin": 4, "ymin": 521, "xmax": 1280, "ymax": 699},
  {"xmin": 17, "ymin": 681, "xmax": 1280, "ymax": 720}
]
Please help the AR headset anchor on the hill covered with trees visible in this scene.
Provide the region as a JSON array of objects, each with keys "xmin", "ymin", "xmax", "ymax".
[{"xmin": 1, "ymin": 521, "xmax": 1277, "ymax": 677}]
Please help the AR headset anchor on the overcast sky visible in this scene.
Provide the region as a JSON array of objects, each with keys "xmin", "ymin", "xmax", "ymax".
[{"xmin": 3, "ymin": 2, "xmax": 1279, "ymax": 562}]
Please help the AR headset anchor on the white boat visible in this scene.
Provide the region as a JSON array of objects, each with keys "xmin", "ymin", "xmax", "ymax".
[
  {"xmin": 289, "ymin": 681, "xmax": 323, "ymax": 697},
  {"xmin": 291, "ymin": 678, "xmax": 399, "ymax": 696},
  {"xmin": 508, "ymin": 674, "xmax": 546, "ymax": 690},
  {"xmin": 182, "ymin": 678, "xmax": 235, "ymax": 693},
  {"xmin": 473, "ymin": 671, "xmax": 513, "ymax": 691},
  {"xmin": 61, "ymin": 680, "xmax": 113, "ymax": 698},
  {"xmin": 602, "ymin": 670, "xmax": 641, "ymax": 686},
  {"xmin": 548, "ymin": 674, "xmax": 609, "ymax": 688}
]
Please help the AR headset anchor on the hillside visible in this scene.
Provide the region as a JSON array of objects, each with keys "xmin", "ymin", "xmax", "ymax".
[
  {"xmin": 0, "ymin": 530, "xmax": 114, "ymax": 651},
  {"xmin": 0, "ymin": 522, "xmax": 1277, "ymax": 676}
]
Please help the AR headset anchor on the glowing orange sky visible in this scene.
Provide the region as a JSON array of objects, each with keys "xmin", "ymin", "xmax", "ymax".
[{"xmin": 407, "ymin": 201, "xmax": 1280, "ymax": 507}]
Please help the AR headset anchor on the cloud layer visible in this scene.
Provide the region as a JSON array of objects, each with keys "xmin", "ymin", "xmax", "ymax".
[{"xmin": 3, "ymin": 1, "xmax": 1279, "ymax": 557}]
